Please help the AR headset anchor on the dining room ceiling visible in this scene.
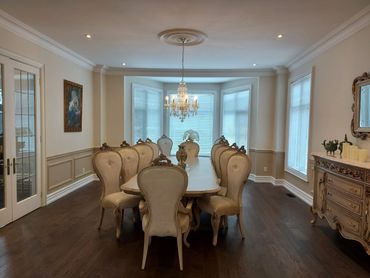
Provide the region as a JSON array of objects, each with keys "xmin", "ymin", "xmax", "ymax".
[{"xmin": 0, "ymin": 0, "xmax": 369, "ymax": 70}]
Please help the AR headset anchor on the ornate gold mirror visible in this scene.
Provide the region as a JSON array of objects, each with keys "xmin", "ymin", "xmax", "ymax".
[{"xmin": 351, "ymin": 72, "xmax": 370, "ymax": 139}]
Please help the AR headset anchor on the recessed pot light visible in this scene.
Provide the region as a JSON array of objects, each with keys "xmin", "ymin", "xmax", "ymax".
[
  {"xmin": 252, "ymin": 63, "xmax": 257, "ymax": 67},
  {"xmin": 122, "ymin": 62, "xmax": 126, "ymax": 66},
  {"xmin": 85, "ymin": 34, "xmax": 92, "ymax": 39},
  {"xmin": 277, "ymin": 34, "xmax": 283, "ymax": 39}
]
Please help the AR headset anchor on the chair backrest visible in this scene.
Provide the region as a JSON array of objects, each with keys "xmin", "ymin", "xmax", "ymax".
[
  {"xmin": 213, "ymin": 145, "xmax": 229, "ymax": 178},
  {"xmin": 180, "ymin": 140, "xmax": 200, "ymax": 159},
  {"xmin": 93, "ymin": 149, "xmax": 122, "ymax": 200},
  {"xmin": 211, "ymin": 139, "xmax": 229, "ymax": 168},
  {"xmin": 145, "ymin": 138, "xmax": 160, "ymax": 159},
  {"xmin": 133, "ymin": 140, "xmax": 154, "ymax": 172},
  {"xmin": 157, "ymin": 134, "xmax": 173, "ymax": 156},
  {"xmin": 116, "ymin": 142, "xmax": 140, "ymax": 183},
  {"xmin": 226, "ymin": 151, "xmax": 251, "ymax": 207},
  {"xmin": 219, "ymin": 144, "xmax": 239, "ymax": 187},
  {"xmin": 138, "ymin": 164, "xmax": 188, "ymax": 237}
]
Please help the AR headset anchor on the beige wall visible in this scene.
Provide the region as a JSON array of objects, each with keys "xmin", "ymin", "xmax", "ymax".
[
  {"xmin": 290, "ymin": 24, "xmax": 370, "ymax": 154},
  {"xmin": 104, "ymin": 74, "xmax": 124, "ymax": 146},
  {"xmin": 252, "ymin": 75, "xmax": 276, "ymax": 150},
  {"xmin": 0, "ymin": 25, "xmax": 98, "ymax": 203},
  {"xmin": 0, "ymin": 27, "xmax": 96, "ymax": 157},
  {"xmin": 288, "ymin": 23, "xmax": 370, "ymax": 195}
]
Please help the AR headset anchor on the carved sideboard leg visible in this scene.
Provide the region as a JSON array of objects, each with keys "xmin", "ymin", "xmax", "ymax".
[{"xmin": 310, "ymin": 207, "xmax": 318, "ymax": 225}]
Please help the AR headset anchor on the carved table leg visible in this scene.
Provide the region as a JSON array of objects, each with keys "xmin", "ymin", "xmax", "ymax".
[{"xmin": 192, "ymin": 203, "xmax": 201, "ymax": 231}]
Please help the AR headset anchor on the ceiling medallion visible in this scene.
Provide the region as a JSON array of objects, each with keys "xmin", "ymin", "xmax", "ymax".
[{"xmin": 158, "ymin": 28, "xmax": 207, "ymax": 46}]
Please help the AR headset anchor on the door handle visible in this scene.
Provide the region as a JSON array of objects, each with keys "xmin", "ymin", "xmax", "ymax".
[
  {"xmin": 6, "ymin": 158, "xmax": 10, "ymax": 175},
  {"xmin": 13, "ymin": 158, "xmax": 16, "ymax": 174}
]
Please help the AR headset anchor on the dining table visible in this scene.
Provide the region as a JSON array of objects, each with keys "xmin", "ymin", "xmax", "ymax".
[{"xmin": 121, "ymin": 156, "xmax": 220, "ymax": 197}]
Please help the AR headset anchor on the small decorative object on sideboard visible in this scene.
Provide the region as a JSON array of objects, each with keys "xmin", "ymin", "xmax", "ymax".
[
  {"xmin": 322, "ymin": 140, "xmax": 338, "ymax": 156},
  {"xmin": 338, "ymin": 134, "xmax": 353, "ymax": 158},
  {"xmin": 176, "ymin": 145, "xmax": 187, "ymax": 169}
]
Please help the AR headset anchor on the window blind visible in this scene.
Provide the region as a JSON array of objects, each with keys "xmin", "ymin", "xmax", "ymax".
[
  {"xmin": 168, "ymin": 93, "xmax": 214, "ymax": 156},
  {"xmin": 287, "ymin": 75, "xmax": 311, "ymax": 177},
  {"xmin": 132, "ymin": 85, "xmax": 162, "ymax": 143},
  {"xmin": 222, "ymin": 89, "xmax": 250, "ymax": 149}
]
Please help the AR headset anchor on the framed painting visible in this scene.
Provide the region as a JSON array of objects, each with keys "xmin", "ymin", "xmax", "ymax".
[{"xmin": 64, "ymin": 80, "xmax": 83, "ymax": 132}]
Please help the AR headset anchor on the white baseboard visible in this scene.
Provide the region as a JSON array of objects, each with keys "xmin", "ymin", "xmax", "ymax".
[
  {"xmin": 248, "ymin": 174, "xmax": 313, "ymax": 206},
  {"xmin": 46, "ymin": 174, "xmax": 98, "ymax": 204}
]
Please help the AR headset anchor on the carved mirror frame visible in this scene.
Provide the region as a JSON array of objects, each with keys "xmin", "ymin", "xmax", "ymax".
[{"xmin": 351, "ymin": 72, "xmax": 370, "ymax": 139}]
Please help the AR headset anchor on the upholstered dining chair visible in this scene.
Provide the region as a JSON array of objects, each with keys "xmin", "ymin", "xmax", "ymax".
[
  {"xmin": 180, "ymin": 139, "xmax": 200, "ymax": 160},
  {"xmin": 218, "ymin": 143, "xmax": 239, "ymax": 196},
  {"xmin": 133, "ymin": 139, "xmax": 154, "ymax": 172},
  {"xmin": 93, "ymin": 144, "xmax": 141, "ymax": 239},
  {"xmin": 145, "ymin": 138, "xmax": 160, "ymax": 159},
  {"xmin": 211, "ymin": 137, "xmax": 229, "ymax": 170},
  {"xmin": 157, "ymin": 134, "xmax": 173, "ymax": 156},
  {"xmin": 212, "ymin": 144, "xmax": 230, "ymax": 178},
  {"xmin": 138, "ymin": 156, "xmax": 192, "ymax": 271},
  {"xmin": 117, "ymin": 141, "xmax": 140, "ymax": 183},
  {"xmin": 197, "ymin": 148, "xmax": 251, "ymax": 246}
]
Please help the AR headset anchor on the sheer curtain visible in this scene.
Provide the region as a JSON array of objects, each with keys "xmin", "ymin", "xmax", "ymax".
[
  {"xmin": 287, "ymin": 75, "xmax": 311, "ymax": 178},
  {"xmin": 132, "ymin": 84, "xmax": 162, "ymax": 143},
  {"xmin": 222, "ymin": 89, "xmax": 250, "ymax": 149},
  {"xmin": 168, "ymin": 93, "xmax": 214, "ymax": 156}
]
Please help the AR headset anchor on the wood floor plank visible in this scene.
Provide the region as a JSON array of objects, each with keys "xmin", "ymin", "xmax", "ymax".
[{"xmin": 0, "ymin": 181, "xmax": 369, "ymax": 278}]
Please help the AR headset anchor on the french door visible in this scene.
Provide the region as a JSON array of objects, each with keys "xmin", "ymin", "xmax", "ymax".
[{"xmin": 0, "ymin": 55, "xmax": 41, "ymax": 227}]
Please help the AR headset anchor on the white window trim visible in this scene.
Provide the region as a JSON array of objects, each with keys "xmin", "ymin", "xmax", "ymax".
[
  {"xmin": 220, "ymin": 84, "xmax": 252, "ymax": 150},
  {"xmin": 284, "ymin": 73, "xmax": 312, "ymax": 182},
  {"xmin": 131, "ymin": 83, "xmax": 164, "ymax": 143}
]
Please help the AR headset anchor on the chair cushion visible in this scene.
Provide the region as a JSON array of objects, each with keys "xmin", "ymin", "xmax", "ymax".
[
  {"xmin": 142, "ymin": 212, "xmax": 190, "ymax": 235},
  {"xmin": 102, "ymin": 192, "xmax": 141, "ymax": 209},
  {"xmin": 197, "ymin": 195, "xmax": 239, "ymax": 216}
]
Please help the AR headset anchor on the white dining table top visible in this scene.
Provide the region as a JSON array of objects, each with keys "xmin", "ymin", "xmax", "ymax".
[{"xmin": 121, "ymin": 156, "xmax": 220, "ymax": 197}]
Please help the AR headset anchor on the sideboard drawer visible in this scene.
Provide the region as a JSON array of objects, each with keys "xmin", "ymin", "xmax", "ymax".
[
  {"xmin": 326, "ymin": 201, "xmax": 361, "ymax": 236},
  {"xmin": 326, "ymin": 173, "xmax": 363, "ymax": 198},
  {"xmin": 327, "ymin": 186, "xmax": 362, "ymax": 216}
]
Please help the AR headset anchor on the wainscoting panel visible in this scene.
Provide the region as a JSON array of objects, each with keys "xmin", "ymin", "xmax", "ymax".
[
  {"xmin": 47, "ymin": 148, "xmax": 96, "ymax": 193},
  {"xmin": 48, "ymin": 159, "xmax": 73, "ymax": 190},
  {"xmin": 75, "ymin": 153, "xmax": 94, "ymax": 179}
]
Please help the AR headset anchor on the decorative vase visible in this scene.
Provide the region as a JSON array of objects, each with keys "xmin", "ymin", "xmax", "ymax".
[{"xmin": 176, "ymin": 145, "xmax": 187, "ymax": 168}]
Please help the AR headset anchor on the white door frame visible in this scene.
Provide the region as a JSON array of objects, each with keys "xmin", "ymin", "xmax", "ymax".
[{"xmin": 0, "ymin": 53, "xmax": 43, "ymax": 227}]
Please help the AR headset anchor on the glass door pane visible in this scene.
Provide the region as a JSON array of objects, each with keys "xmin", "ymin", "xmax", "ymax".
[
  {"xmin": 0, "ymin": 64, "xmax": 4, "ymax": 209},
  {"xmin": 14, "ymin": 69, "xmax": 36, "ymax": 202}
]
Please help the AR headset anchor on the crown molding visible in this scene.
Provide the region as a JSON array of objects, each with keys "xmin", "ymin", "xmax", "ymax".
[
  {"xmin": 287, "ymin": 5, "xmax": 370, "ymax": 71},
  {"xmin": 0, "ymin": 47, "xmax": 43, "ymax": 68},
  {"xmin": 0, "ymin": 9, "xmax": 95, "ymax": 70},
  {"xmin": 93, "ymin": 64, "xmax": 108, "ymax": 74},
  {"xmin": 105, "ymin": 67, "xmax": 276, "ymax": 77}
]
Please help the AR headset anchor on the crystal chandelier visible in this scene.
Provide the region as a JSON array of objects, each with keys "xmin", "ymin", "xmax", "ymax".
[
  {"xmin": 164, "ymin": 37, "xmax": 199, "ymax": 122},
  {"xmin": 159, "ymin": 29, "xmax": 206, "ymax": 122}
]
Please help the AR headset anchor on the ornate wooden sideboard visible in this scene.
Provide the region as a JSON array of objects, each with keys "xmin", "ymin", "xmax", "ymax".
[{"xmin": 311, "ymin": 153, "xmax": 370, "ymax": 255}]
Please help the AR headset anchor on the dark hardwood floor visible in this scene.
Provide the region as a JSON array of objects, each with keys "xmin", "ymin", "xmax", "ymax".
[{"xmin": 1, "ymin": 181, "xmax": 369, "ymax": 278}]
